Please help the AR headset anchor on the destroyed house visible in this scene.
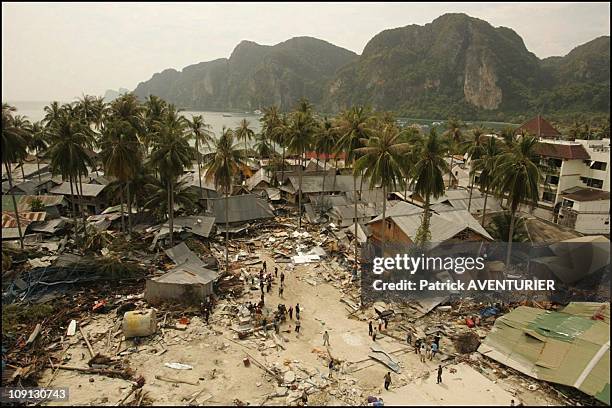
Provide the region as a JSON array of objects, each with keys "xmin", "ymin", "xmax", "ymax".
[
  {"xmin": 207, "ymin": 194, "xmax": 274, "ymax": 225},
  {"xmin": 245, "ymin": 168, "xmax": 273, "ymax": 191},
  {"xmin": 368, "ymin": 201, "xmax": 493, "ymax": 251},
  {"xmin": 3, "ymin": 173, "xmax": 61, "ymax": 195},
  {"xmin": 50, "ymin": 182, "xmax": 110, "ymax": 214},
  {"xmin": 1, "ymin": 195, "xmax": 66, "ymax": 218},
  {"xmin": 145, "ymin": 242, "xmax": 219, "ymax": 304},
  {"xmin": 180, "ymin": 172, "xmax": 219, "ymax": 200},
  {"xmin": 479, "ymin": 303, "xmax": 610, "ymax": 404},
  {"xmin": 2, "ymin": 211, "xmax": 47, "ymax": 240},
  {"xmin": 281, "ymin": 174, "xmax": 365, "ymax": 203}
]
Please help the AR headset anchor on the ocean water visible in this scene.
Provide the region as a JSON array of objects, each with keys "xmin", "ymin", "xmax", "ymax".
[{"xmin": 6, "ymin": 101, "xmax": 263, "ymax": 137}]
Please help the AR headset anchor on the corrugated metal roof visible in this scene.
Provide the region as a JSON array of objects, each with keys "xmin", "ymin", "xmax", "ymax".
[
  {"xmin": 169, "ymin": 216, "xmax": 216, "ymax": 238},
  {"xmin": 479, "ymin": 304, "xmax": 610, "ymax": 404},
  {"xmin": 1, "ymin": 195, "xmax": 66, "ymax": 212},
  {"xmin": 210, "ymin": 194, "xmax": 274, "ymax": 224},
  {"xmin": 2, "ymin": 211, "xmax": 47, "ymax": 228},
  {"xmin": 50, "ymin": 182, "xmax": 107, "ymax": 197},
  {"xmin": 246, "ymin": 169, "xmax": 272, "ymax": 190},
  {"xmin": 369, "ymin": 201, "xmax": 422, "ymax": 223},
  {"xmin": 285, "ymin": 174, "xmax": 361, "ymax": 193}
]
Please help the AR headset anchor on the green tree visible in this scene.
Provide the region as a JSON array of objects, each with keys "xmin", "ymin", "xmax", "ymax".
[
  {"xmin": 202, "ymin": 127, "xmax": 246, "ymax": 273},
  {"xmin": 314, "ymin": 117, "xmax": 338, "ymax": 196},
  {"xmin": 491, "ymin": 135, "xmax": 541, "ymax": 266},
  {"xmin": 47, "ymin": 112, "xmax": 95, "ymax": 244},
  {"xmin": 471, "ymin": 136, "xmax": 502, "ymax": 225},
  {"xmin": 335, "ymin": 106, "xmax": 375, "ymax": 271},
  {"xmin": 1, "ymin": 104, "xmax": 28, "ymax": 248},
  {"xmin": 187, "ymin": 115, "xmax": 215, "ymax": 200},
  {"xmin": 411, "ymin": 128, "xmax": 449, "ymax": 246},
  {"xmin": 29, "ymin": 121, "xmax": 49, "ymax": 184},
  {"xmin": 443, "ymin": 117, "xmax": 465, "ymax": 187},
  {"xmin": 286, "ymin": 109, "xmax": 318, "ymax": 229},
  {"xmin": 354, "ymin": 124, "xmax": 409, "ymax": 255},
  {"xmin": 462, "ymin": 127, "xmax": 486, "ymax": 212},
  {"xmin": 43, "ymin": 101, "xmax": 63, "ymax": 128},
  {"xmin": 235, "ymin": 118, "xmax": 255, "ymax": 159},
  {"xmin": 487, "ymin": 213, "xmax": 529, "ymax": 242},
  {"xmin": 148, "ymin": 109, "xmax": 195, "ymax": 246}
]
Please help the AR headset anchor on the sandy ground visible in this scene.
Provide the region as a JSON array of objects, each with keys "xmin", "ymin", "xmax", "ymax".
[{"xmin": 40, "ymin": 247, "xmax": 566, "ymax": 406}]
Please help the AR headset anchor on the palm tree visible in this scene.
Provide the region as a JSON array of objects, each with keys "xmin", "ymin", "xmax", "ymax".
[
  {"xmin": 99, "ymin": 119, "xmax": 142, "ymax": 236},
  {"xmin": 335, "ymin": 106, "xmax": 375, "ymax": 270},
  {"xmin": 472, "ymin": 136, "xmax": 501, "ymax": 225},
  {"xmin": 315, "ymin": 117, "xmax": 337, "ymax": 196},
  {"xmin": 411, "ymin": 128, "xmax": 449, "ymax": 245},
  {"xmin": 143, "ymin": 95, "xmax": 168, "ymax": 153},
  {"xmin": 43, "ymin": 101, "xmax": 63, "ymax": 128},
  {"xmin": 2, "ymin": 104, "xmax": 28, "ymax": 248},
  {"xmin": 253, "ymin": 132, "xmax": 276, "ymax": 161},
  {"xmin": 462, "ymin": 127, "xmax": 486, "ymax": 212},
  {"xmin": 488, "ymin": 213, "xmax": 529, "ymax": 243},
  {"xmin": 443, "ymin": 117, "xmax": 465, "ymax": 187},
  {"xmin": 148, "ymin": 111, "xmax": 194, "ymax": 247},
  {"xmin": 187, "ymin": 115, "xmax": 214, "ymax": 200},
  {"xmin": 491, "ymin": 135, "xmax": 541, "ymax": 267},
  {"xmin": 11, "ymin": 115, "xmax": 32, "ymax": 180},
  {"xmin": 202, "ymin": 127, "xmax": 246, "ymax": 273},
  {"xmin": 260, "ymin": 105, "xmax": 284, "ymax": 184},
  {"xmin": 355, "ymin": 124, "xmax": 409, "ymax": 255},
  {"xmin": 47, "ymin": 112, "xmax": 95, "ymax": 244},
  {"xmin": 29, "ymin": 121, "xmax": 49, "ymax": 183},
  {"xmin": 398, "ymin": 126, "xmax": 421, "ymax": 200},
  {"xmin": 235, "ymin": 119, "xmax": 255, "ymax": 159},
  {"xmin": 286, "ymin": 110, "xmax": 318, "ymax": 228},
  {"xmin": 144, "ymin": 177, "xmax": 198, "ymax": 221}
]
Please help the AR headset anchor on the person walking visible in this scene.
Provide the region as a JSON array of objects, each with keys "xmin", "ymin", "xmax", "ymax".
[
  {"xmin": 295, "ymin": 319, "xmax": 301, "ymax": 334},
  {"xmin": 288, "ymin": 306, "xmax": 293, "ymax": 320},
  {"xmin": 378, "ymin": 317, "xmax": 383, "ymax": 332},
  {"xmin": 384, "ymin": 318, "xmax": 388, "ymax": 330},
  {"xmin": 323, "ymin": 330, "xmax": 330, "ymax": 346},
  {"xmin": 280, "ymin": 272, "xmax": 285, "ymax": 285},
  {"xmin": 267, "ymin": 280, "xmax": 272, "ymax": 293},
  {"xmin": 279, "ymin": 285, "xmax": 284, "ymax": 298},
  {"xmin": 328, "ymin": 359, "xmax": 334, "ymax": 378},
  {"xmin": 274, "ymin": 266, "xmax": 278, "ymax": 278},
  {"xmin": 415, "ymin": 338, "xmax": 421, "ymax": 354},
  {"xmin": 295, "ymin": 303, "xmax": 301, "ymax": 320},
  {"xmin": 372, "ymin": 328, "xmax": 377, "ymax": 342},
  {"xmin": 406, "ymin": 329, "xmax": 412, "ymax": 345},
  {"xmin": 420, "ymin": 342, "xmax": 426, "ymax": 362},
  {"xmin": 430, "ymin": 342, "xmax": 438, "ymax": 360},
  {"xmin": 437, "ymin": 365, "xmax": 443, "ymax": 384},
  {"xmin": 383, "ymin": 372, "xmax": 391, "ymax": 391},
  {"xmin": 368, "ymin": 320, "xmax": 373, "ymax": 337},
  {"xmin": 263, "ymin": 260, "xmax": 267, "ymax": 273}
]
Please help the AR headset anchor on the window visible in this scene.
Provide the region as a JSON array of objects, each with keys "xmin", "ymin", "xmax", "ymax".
[
  {"xmin": 591, "ymin": 161, "xmax": 607, "ymax": 171},
  {"xmin": 546, "ymin": 175, "xmax": 559, "ymax": 185},
  {"xmin": 581, "ymin": 177, "xmax": 604, "ymax": 189},
  {"xmin": 542, "ymin": 192, "xmax": 555, "ymax": 202},
  {"xmin": 386, "ymin": 220, "xmax": 392, "ymax": 230}
]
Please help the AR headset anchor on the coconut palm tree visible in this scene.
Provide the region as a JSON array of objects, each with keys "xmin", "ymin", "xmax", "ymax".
[
  {"xmin": 354, "ymin": 124, "xmax": 410, "ymax": 255},
  {"xmin": 144, "ymin": 177, "xmax": 198, "ymax": 222},
  {"xmin": 99, "ymin": 119, "xmax": 142, "ymax": 236},
  {"xmin": 43, "ymin": 101, "xmax": 63, "ymax": 128},
  {"xmin": 462, "ymin": 127, "xmax": 486, "ymax": 212},
  {"xmin": 47, "ymin": 112, "xmax": 95, "ymax": 244},
  {"xmin": 398, "ymin": 126, "xmax": 421, "ymax": 200},
  {"xmin": 315, "ymin": 117, "xmax": 337, "ymax": 196},
  {"xmin": 488, "ymin": 213, "xmax": 529, "ymax": 243},
  {"xmin": 253, "ymin": 132, "xmax": 276, "ymax": 160},
  {"xmin": 143, "ymin": 95, "xmax": 168, "ymax": 153},
  {"xmin": 148, "ymin": 111, "xmax": 194, "ymax": 247},
  {"xmin": 187, "ymin": 115, "xmax": 215, "ymax": 200},
  {"xmin": 443, "ymin": 117, "xmax": 465, "ymax": 187},
  {"xmin": 411, "ymin": 128, "xmax": 449, "ymax": 246},
  {"xmin": 472, "ymin": 136, "xmax": 501, "ymax": 225},
  {"xmin": 491, "ymin": 135, "xmax": 541, "ymax": 267},
  {"xmin": 286, "ymin": 110, "xmax": 318, "ymax": 228},
  {"xmin": 335, "ymin": 106, "xmax": 376, "ymax": 270},
  {"xmin": 202, "ymin": 127, "xmax": 246, "ymax": 273},
  {"xmin": 29, "ymin": 121, "xmax": 49, "ymax": 183},
  {"xmin": 2, "ymin": 104, "xmax": 28, "ymax": 248},
  {"xmin": 235, "ymin": 119, "xmax": 255, "ymax": 159},
  {"xmin": 260, "ymin": 105, "xmax": 284, "ymax": 183},
  {"xmin": 11, "ymin": 115, "xmax": 33, "ymax": 180}
]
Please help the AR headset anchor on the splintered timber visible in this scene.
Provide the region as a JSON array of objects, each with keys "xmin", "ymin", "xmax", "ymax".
[{"xmin": 372, "ymin": 279, "xmax": 556, "ymax": 292}]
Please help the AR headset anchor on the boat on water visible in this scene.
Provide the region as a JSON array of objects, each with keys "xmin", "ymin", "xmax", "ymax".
[
  {"xmin": 222, "ymin": 113, "xmax": 232, "ymax": 117},
  {"xmin": 254, "ymin": 109, "xmax": 262, "ymax": 115}
]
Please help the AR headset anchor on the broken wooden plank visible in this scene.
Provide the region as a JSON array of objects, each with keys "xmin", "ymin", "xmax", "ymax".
[
  {"xmin": 78, "ymin": 325, "xmax": 95, "ymax": 358},
  {"xmin": 155, "ymin": 375, "xmax": 199, "ymax": 386}
]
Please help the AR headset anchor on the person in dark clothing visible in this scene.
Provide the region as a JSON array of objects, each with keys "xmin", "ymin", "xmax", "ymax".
[
  {"xmin": 279, "ymin": 285, "xmax": 284, "ymax": 298},
  {"xmin": 263, "ymin": 261, "xmax": 267, "ymax": 272},
  {"xmin": 267, "ymin": 281, "xmax": 272, "ymax": 293},
  {"xmin": 384, "ymin": 318, "xmax": 388, "ymax": 330},
  {"xmin": 288, "ymin": 306, "xmax": 293, "ymax": 320},
  {"xmin": 295, "ymin": 303, "xmax": 300, "ymax": 320},
  {"xmin": 328, "ymin": 358, "xmax": 334, "ymax": 378},
  {"xmin": 437, "ymin": 365, "xmax": 443, "ymax": 384},
  {"xmin": 368, "ymin": 320, "xmax": 373, "ymax": 336},
  {"xmin": 434, "ymin": 334, "xmax": 441, "ymax": 348},
  {"xmin": 295, "ymin": 319, "xmax": 301, "ymax": 333},
  {"xmin": 274, "ymin": 266, "xmax": 278, "ymax": 278},
  {"xmin": 384, "ymin": 372, "xmax": 391, "ymax": 390},
  {"xmin": 280, "ymin": 272, "xmax": 285, "ymax": 284}
]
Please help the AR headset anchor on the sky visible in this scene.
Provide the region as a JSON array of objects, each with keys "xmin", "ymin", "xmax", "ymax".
[{"xmin": 2, "ymin": 2, "xmax": 610, "ymax": 101}]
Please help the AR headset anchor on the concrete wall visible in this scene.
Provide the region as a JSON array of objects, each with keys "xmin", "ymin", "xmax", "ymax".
[{"xmin": 145, "ymin": 280, "xmax": 213, "ymax": 305}]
